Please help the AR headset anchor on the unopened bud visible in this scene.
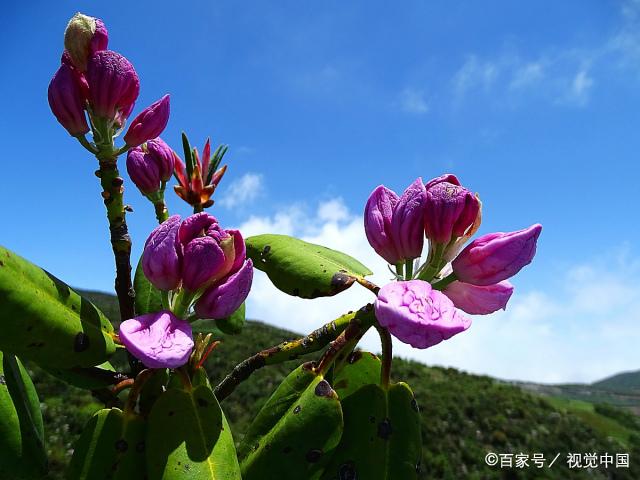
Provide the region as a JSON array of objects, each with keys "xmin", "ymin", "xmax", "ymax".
[{"xmin": 63, "ymin": 13, "xmax": 108, "ymax": 72}]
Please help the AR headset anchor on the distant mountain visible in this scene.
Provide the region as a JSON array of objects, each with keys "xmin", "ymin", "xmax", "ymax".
[
  {"xmin": 30, "ymin": 290, "xmax": 640, "ymax": 479},
  {"xmin": 515, "ymin": 371, "xmax": 640, "ymax": 416},
  {"xmin": 593, "ymin": 370, "xmax": 640, "ymax": 394}
]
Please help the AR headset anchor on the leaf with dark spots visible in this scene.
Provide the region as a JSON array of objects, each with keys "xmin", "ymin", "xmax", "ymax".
[
  {"xmin": 322, "ymin": 379, "xmax": 421, "ymax": 480},
  {"xmin": 338, "ymin": 462, "xmax": 357, "ymax": 480},
  {"xmin": 115, "ymin": 439, "xmax": 128, "ymax": 452},
  {"xmin": 315, "ymin": 380, "xmax": 335, "ymax": 397},
  {"xmin": 377, "ymin": 418, "xmax": 393, "ymax": 440},
  {"xmin": 239, "ymin": 366, "xmax": 342, "ymax": 480},
  {"xmin": 67, "ymin": 408, "xmax": 146, "ymax": 479},
  {"xmin": 306, "ymin": 449, "xmax": 323, "ymax": 463},
  {"xmin": 146, "ymin": 385, "xmax": 241, "ymax": 479},
  {"xmin": 347, "ymin": 351, "xmax": 363, "ymax": 364},
  {"xmin": 74, "ymin": 332, "xmax": 90, "ymax": 352},
  {"xmin": 0, "ymin": 352, "xmax": 47, "ymax": 478},
  {"xmin": 246, "ymin": 234, "xmax": 372, "ymax": 299},
  {"xmin": 0, "ymin": 245, "xmax": 114, "ymax": 368}
]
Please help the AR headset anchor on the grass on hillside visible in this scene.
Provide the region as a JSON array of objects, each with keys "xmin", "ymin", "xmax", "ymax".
[{"xmin": 545, "ymin": 397, "xmax": 637, "ymax": 447}]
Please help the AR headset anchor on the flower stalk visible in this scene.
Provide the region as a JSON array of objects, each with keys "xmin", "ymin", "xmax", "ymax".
[
  {"xmin": 95, "ymin": 154, "xmax": 135, "ymax": 321},
  {"xmin": 376, "ymin": 325, "xmax": 393, "ymax": 388}
]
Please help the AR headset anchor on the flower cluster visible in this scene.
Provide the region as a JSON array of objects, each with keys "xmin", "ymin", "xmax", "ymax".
[
  {"xmin": 366, "ymin": 174, "xmax": 541, "ymax": 349},
  {"xmin": 119, "ymin": 213, "xmax": 253, "ymax": 369},
  {"xmin": 126, "ymin": 137, "xmax": 175, "ymax": 196},
  {"xmin": 174, "ymin": 136, "xmax": 229, "ymax": 211},
  {"xmin": 48, "ymin": 13, "xmax": 169, "ymax": 147}
]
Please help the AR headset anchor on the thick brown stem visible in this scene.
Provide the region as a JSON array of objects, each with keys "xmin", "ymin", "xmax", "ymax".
[{"xmin": 97, "ymin": 159, "xmax": 135, "ymax": 321}]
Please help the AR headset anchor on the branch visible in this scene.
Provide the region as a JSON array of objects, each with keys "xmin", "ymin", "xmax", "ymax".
[
  {"xmin": 214, "ymin": 305, "xmax": 374, "ymax": 401},
  {"xmin": 96, "ymin": 159, "xmax": 135, "ymax": 320}
]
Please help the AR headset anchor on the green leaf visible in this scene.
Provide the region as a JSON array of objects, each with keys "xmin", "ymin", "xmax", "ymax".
[
  {"xmin": 333, "ymin": 351, "xmax": 382, "ymax": 398},
  {"xmin": 215, "ymin": 302, "xmax": 245, "ymax": 335},
  {"xmin": 138, "ymin": 369, "xmax": 170, "ymax": 417},
  {"xmin": 41, "ymin": 361, "xmax": 117, "ymax": 390},
  {"xmin": 0, "ymin": 351, "xmax": 48, "ymax": 479},
  {"xmin": 190, "ymin": 320, "xmax": 223, "ymax": 336},
  {"xmin": 239, "ymin": 363, "xmax": 343, "ymax": 480},
  {"xmin": 0, "ymin": 246, "xmax": 115, "ymax": 368},
  {"xmin": 322, "ymin": 379, "xmax": 422, "ymax": 480},
  {"xmin": 67, "ymin": 408, "xmax": 146, "ymax": 480},
  {"xmin": 191, "ymin": 303, "xmax": 245, "ymax": 336},
  {"xmin": 246, "ymin": 234, "xmax": 373, "ymax": 298},
  {"xmin": 182, "ymin": 132, "xmax": 194, "ymax": 179},
  {"xmin": 133, "ymin": 255, "xmax": 163, "ymax": 315},
  {"xmin": 146, "ymin": 383, "xmax": 241, "ymax": 479}
]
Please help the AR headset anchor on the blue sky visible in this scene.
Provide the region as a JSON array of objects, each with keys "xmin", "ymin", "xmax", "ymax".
[{"xmin": 1, "ymin": 1, "xmax": 639, "ymax": 383}]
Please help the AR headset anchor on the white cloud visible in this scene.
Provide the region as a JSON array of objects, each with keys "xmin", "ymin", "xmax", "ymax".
[
  {"xmin": 562, "ymin": 67, "xmax": 594, "ymax": 106},
  {"xmin": 453, "ymin": 55, "xmax": 500, "ymax": 100},
  {"xmin": 449, "ymin": 1, "xmax": 640, "ymax": 110},
  {"xmin": 509, "ymin": 62, "xmax": 545, "ymax": 90},
  {"xmin": 398, "ymin": 88, "xmax": 429, "ymax": 114},
  {"xmin": 239, "ymin": 200, "xmax": 640, "ymax": 384},
  {"xmin": 451, "ymin": 50, "xmax": 597, "ymax": 108},
  {"xmin": 218, "ymin": 173, "xmax": 264, "ymax": 208},
  {"xmin": 607, "ymin": 0, "xmax": 640, "ymax": 71}
]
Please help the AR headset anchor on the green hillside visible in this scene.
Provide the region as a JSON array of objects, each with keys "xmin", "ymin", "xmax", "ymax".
[
  {"xmin": 594, "ymin": 371, "xmax": 640, "ymax": 394},
  {"xmin": 516, "ymin": 373, "xmax": 640, "ymax": 416},
  {"xmin": 27, "ymin": 291, "xmax": 640, "ymax": 479}
]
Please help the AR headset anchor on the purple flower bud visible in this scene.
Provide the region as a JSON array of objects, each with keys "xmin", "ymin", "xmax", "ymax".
[
  {"xmin": 48, "ymin": 63, "xmax": 89, "ymax": 136},
  {"xmin": 86, "ymin": 50, "xmax": 139, "ymax": 124},
  {"xmin": 424, "ymin": 173, "xmax": 460, "ymax": 190},
  {"xmin": 177, "ymin": 213, "xmax": 238, "ymax": 291},
  {"xmin": 364, "ymin": 178, "xmax": 426, "ymax": 264},
  {"xmin": 375, "ymin": 280, "xmax": 471, "ymax": 349},
  {"xmin": 424, "ymin": 182, "xmax": 480, "ymax": 244},
  {"xmin": 452, "ymin": 224, "xmax": 542, "ymax": 286},
  {"xmin": 145, "ymin": 137, "xmax": 175, "ymax": 182},
  {"xmin": 390, "ymin": 178, "xmax": 426, "ymax": 262},
  {"xmin": 195, "ymin": 259, "xmax": 254, "ymax": 319},
  {"xmin": 119, "ymin": 311, "xmax": 193, "ymax": 369},
  {"xmin": 123, "ymin": 95, "xmax": 171, "ymax": 147},
  {"xmin": 92, "ymin": 19, "xmax": 109, "ymax": 52},
  {"xmin": 63, "ymin": 13, "xmax": 108, "ymax": 72},
  {"xmin": 442, "ymin": 280, "xmax": 514, "ymax": 315},
  {"xmin": 126, "ymin": 147, "xmax": 161, "ymax": 194},
  {"xmin": 142, "ymin": 215, "xmax": 182, "ymax": 291},
  {"xmin": 364, "ymin": 185, "xmax": 398, "ymax": 264}
]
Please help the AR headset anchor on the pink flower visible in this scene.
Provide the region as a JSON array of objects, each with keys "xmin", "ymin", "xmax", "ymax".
[
  {"xmin": 452, "ymin": 224, "xmax": 542, "ymax": 286},
  {"xmin": 86, "ymin": 50, "xmax": 139, "ymax": 125},
  {"xmin": 177, "ymin": 213, "xmax": 239, "ymax": 292},
  {"xmin": 124, "ymin": 95, "xmax": 171, "ymax": 147},
  {"xmin": 375, "ymin": 280, "xmax": 471, "ymax": 349},
  {"xmin": 63, "ymin": 13, "xmax": 108, "ymax": 72},
  {"xmin": 126, "ymin": 137, "xmax": 175, "ymax": 194},
  {"xmin": 442, "ymin": 280, "xmax": 513, "ymax": 315},
  {"xmin": 195, "ymin": 259, "xmax": 253, "ymax": 319},
  {"xmin": 424, "ymin": 180, "xmax": 479, "ymax": 245},
  {"xmin": 142, "ymin": 213, "xmax": 253, "ymax": 303},
  {"xmin": 48, "ymin": 63, "xmax": 89, "ymax": 136},
  {"xmin": 142, "ymin": 215, "xmax": 182, "ymax": 291},
  {"xmin": 364, "ymin": 178, "xmax": 426, "ymax": 264},
  {"xmin": 119, "ymin": 311, "xmax": 193, "ymax": 369}
]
